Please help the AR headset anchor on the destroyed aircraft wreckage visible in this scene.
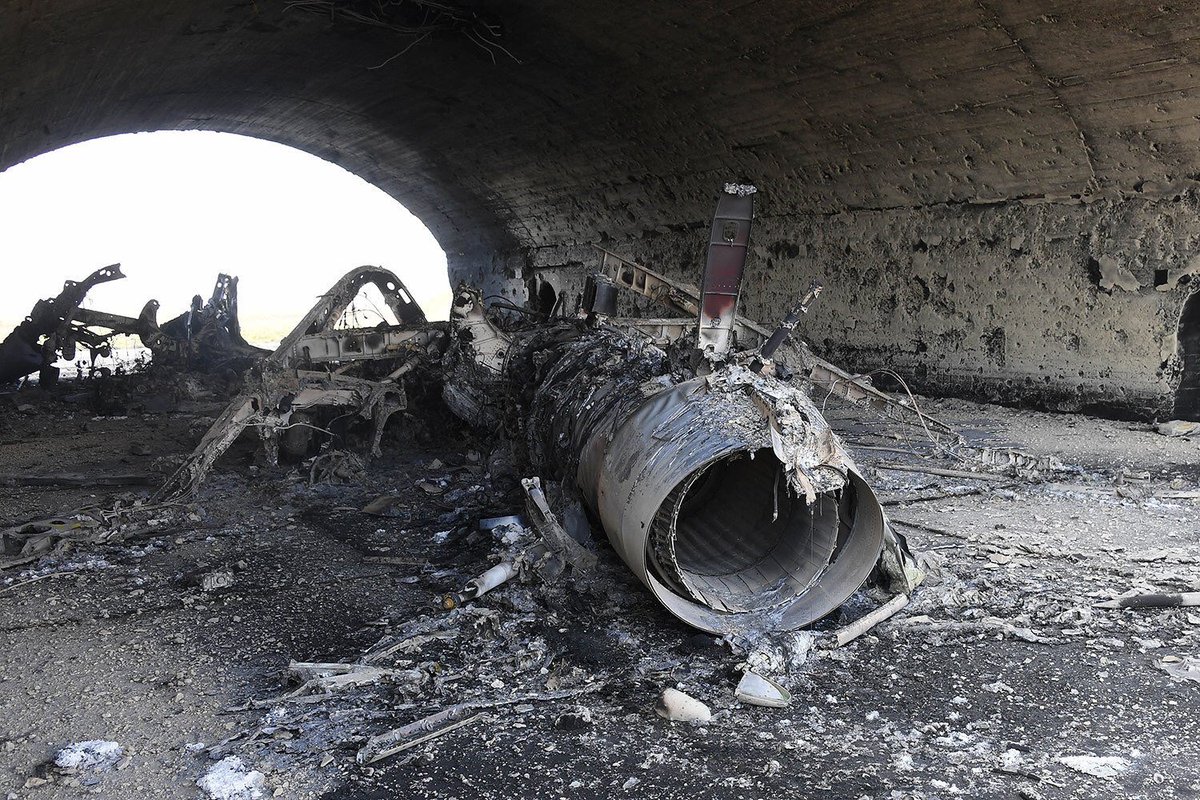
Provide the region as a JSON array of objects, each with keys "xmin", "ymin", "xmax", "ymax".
[
  {"xmin": 150, "ymin": 184, "xmax": 953, "ymax": 636},
  {"xmin": 441, "ymin": 284, "xmax": 911, "ymax": 634},
  {"xmin": 154, "ymin": 266, "xmax": 440, "ymax": 498},
  {"xmin": 0, "ymin": 264, "xmax": 267, "ymax": 386}
]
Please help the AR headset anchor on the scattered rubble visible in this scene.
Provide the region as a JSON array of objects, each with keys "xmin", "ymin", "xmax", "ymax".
[
  {"xmin": 655, "ymin": 688, "xmax": 711, "ymax": 723},
  {"xmin": 1156, "ymin": 420, "xmax": 1198, "ymax": 437},
  {"xmin": 357, "ymin": 707, "xmax": 485, "ymax": 765},
  {"xmin": 1158, "ymin": 655, "xmax": 1200, "ymax": 684},
  {"xmin": 824, "ymin": 592, "xmax": 910, "ymax": 647},
  {"xmin": 734, "ymin": 671, "xmax": 792, "ymax": 708},
  {"xmin": 1, "ymin": 184, "xmax": 1198, "ymax": 798},
  {"xmin": 201, "ymin": 570, "xmax": 236, "ymax": 592},
  {"xmin": 1096, "ymin": 590, "xmax": 1200, "ymax": 609},
  {"xmin": 197, "ymin": 756, "xmax": 267, "ymax": 800},
  {"xmin": 1056, "ymin": 754, "xmax": 1131, "ymax": 779},
  {"xmin": 53, "ymin": 740, "xmax": 124, "ymax": 772}
]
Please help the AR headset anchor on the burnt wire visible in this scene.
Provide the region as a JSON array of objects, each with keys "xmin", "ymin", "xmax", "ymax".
[
  {"xmin": 482, "ymin": 296, "xmax": 549, "ymax": 332},
  {"xmin": 818, "ymin": 367, "xmax": 971, "ymax": 465},
  {"xmin": 246, "ymin": 420, "xmax": 339, "ymax": 438},
  {"xmin": 335, "ymin": 293, "xmax": 393, "ymax": 330},
  {"xmin": 483, "ymin": 296, "xmax": 542, "ymax": 316},
  {"xmin": 284, "ymin": 0, "xmax": 520, "ymax": 65}
]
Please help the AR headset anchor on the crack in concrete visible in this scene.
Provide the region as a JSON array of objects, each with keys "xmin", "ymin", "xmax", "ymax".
[{"xmin": 973, "ymin": 0, "xmax": 1099, "ymax": 195}]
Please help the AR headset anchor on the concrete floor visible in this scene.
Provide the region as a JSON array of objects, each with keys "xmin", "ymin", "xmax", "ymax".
[{"xmin": 1, "ymin": 387, "xmax": 1198, "ymax": 800}]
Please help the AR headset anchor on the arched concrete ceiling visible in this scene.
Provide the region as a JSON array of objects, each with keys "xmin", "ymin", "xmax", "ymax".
[
  {"xmin": 4, "ymin": 0, "xmax": 1200, "ymax": 416},
  {"xmin": 5, "ymin": 1, "xmax": 1198, "ymax": 255}
]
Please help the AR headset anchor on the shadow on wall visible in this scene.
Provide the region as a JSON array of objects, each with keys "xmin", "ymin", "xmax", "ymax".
[{"xmin": 1177, "ymin": 292, "xmax": 1200, "ymax": 420}]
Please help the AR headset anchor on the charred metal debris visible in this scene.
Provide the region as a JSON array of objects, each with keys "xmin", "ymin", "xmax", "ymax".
[
  {"xmin": 0, "ymin": 265, "xmax": 268, "ymax": 387},
  {"xmin": 3, "ymin": 184, "xmax": 1069, "ymax": 637},
  {"xmin": 153, "ymin": 266, "xmax": 442, "ymax": 499}
]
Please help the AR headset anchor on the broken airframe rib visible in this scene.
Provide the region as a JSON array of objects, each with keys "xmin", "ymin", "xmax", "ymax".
[{"xmin": 156, "ymin": 266, "xmax": 445, "ymax": 500}]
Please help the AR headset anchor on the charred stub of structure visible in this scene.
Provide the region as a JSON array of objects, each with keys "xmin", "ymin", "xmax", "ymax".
[
  {"xmin": 439, "ymin": 287, "xmax": 513, "ymax": 430},
  {"xmin": 153, "ymin": 273, "xmax": 269, "ymax": 373},
  {"xmin": 497, "ymin": 327, "xmax": 888, "ymax": 635}
]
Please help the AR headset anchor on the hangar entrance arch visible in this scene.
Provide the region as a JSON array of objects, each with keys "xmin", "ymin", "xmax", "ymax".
[{"xmin": 0, "ymin": 131, "xmax": 452, "ymax": 353}]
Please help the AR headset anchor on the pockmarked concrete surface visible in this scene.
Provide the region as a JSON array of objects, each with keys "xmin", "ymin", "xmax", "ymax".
[{"xmin": 1, "ymin": 389, "xmax": 1198, "ymax": 799}]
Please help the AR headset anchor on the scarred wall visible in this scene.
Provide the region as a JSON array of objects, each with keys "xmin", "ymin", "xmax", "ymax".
[{"xmin": 521, "ymin": 191, "xmax": 1200, "ymax": 419}]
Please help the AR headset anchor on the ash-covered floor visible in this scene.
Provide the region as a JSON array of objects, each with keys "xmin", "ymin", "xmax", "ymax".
[{"xmin": 1, "ymin": 378, "xmax": 1199, "ymax": 800}]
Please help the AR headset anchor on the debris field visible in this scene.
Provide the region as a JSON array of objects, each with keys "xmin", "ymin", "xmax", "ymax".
[
  {"xmin": 1, "ymin": 185, "xmax": 1199, "ymax": 799},
  {"xmin": 2, "ymin": 385, "xmax": 1199, "ymax": 799}
]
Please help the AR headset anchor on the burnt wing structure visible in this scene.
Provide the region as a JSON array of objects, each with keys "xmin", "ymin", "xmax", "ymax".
[{"xmin": 0, "ymin": 265, "xmax": 138, "ymax": 385}]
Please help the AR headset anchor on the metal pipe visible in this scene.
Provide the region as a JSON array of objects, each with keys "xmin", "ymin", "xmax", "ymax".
[
  {"xmin": 441, "ymin": 562, "xmax": 519, "ymax": 609},
  {"xmin": 759, "ymin": 279, "xmax": 823, "ymax": 360},
  {"xmin": 519, "ymin": 327, "xmax": 888, "ymax": 636}
]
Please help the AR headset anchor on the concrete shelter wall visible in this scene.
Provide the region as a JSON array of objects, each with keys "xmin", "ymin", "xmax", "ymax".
[{"xmin": 520, "ymin": 190, "xmax": 1200, "ymax": 418}]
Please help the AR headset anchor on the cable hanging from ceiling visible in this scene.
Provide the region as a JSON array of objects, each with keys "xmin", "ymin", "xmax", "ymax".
[{"xmin": 284, "ymin": 0, "xmax": 520, "ymax": 66}]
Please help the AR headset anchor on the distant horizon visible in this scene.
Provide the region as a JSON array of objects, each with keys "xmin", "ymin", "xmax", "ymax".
[{"xmin": 0, "ymin": 131, "xmax": 451, "ymax": 348}]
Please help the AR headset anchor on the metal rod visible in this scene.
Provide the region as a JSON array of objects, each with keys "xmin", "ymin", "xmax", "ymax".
[{"xmin": 759, "ymin": 279, "xmax": 822, "ymax": 360}]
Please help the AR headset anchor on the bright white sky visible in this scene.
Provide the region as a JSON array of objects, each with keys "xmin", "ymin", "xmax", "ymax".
[{"xmin": 0, "ymin": 131, "xmax": 450, "ymax": 346}]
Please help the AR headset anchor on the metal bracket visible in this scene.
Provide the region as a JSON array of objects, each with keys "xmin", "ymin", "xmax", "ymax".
[{"xmin": 697, "ymin": 185, "xmax": 755, "ymax": 354}]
